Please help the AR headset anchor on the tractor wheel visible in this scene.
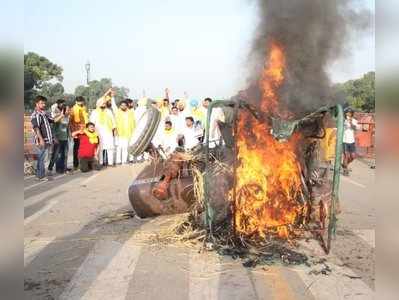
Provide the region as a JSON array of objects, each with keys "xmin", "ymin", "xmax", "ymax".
[{"xmin": 129, "ymin": 107, "xmax": 161, "ymax": 157}]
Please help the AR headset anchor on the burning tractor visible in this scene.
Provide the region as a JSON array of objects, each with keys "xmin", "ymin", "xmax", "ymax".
[{"xmin": 128, "ymin": 42, "xmax": 345, "ymax": 259}]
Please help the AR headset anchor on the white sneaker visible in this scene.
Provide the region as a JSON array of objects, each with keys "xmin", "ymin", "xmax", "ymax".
[{"xmin": 35, "ymin": 177, "xmax": 48, "ymax": 182}]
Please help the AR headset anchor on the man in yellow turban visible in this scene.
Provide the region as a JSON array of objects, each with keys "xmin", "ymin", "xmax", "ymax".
[
  {"xmin": 115, "ymin": 100, "xmax": 136, "ymax": 164},
  {"xmin": 90, "ymin": 94, "xmax": 116, "ymax": 166}
]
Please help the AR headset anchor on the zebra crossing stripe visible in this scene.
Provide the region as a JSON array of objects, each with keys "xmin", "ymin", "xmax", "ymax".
[
  {"xmin": 24, "ymin": 237, "xmax": 56, "ymax": 267},
  {"xmin": 294, "ymin": 239, "xmax": 374, "ymax": 300},
  {"xmin": 353, "ymin": 229, "xmax": 375, "ymax": 247},
  {"xmin": 59, "ymin": 238, "xmax": 142, "ymax": 300},
  {"xmin": 189, "ymin": 250, "xmax": 220, "ymax": 300}
]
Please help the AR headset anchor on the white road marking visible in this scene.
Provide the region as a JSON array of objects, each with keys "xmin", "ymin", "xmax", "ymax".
[
  {"xmin": 353, "ymin": 229, "xmax": 375, "ymax": 248},
  {"xmin": 24, "ymin": 237, "xmax": 56, "ymax": 267},
  {"xmin": 24, "ymin": 172, "xmax": 99, "ymax": 223},
  {"xmin": 59, "ymin": 238, "xmax": 142, "ymax": 300},
  {"xmin": 24, "ymin": 200, "xmax": 58, "ymax": 226},
  {"xmin": 24, "ymin": 174, "xmax": 67, "ymax": 191},
  {"xmin": 295, "ymin": 240, "xmax": 374, "ymax": 300},
  {"xmin": 80, "ymin": 172, "xmax": 102, "ymax": 186},
  {"xmin": 24, "ymin": 179, "xmax": 49, "ymax": 191},
  {"xmin": 341, "ymin": 176, "xmax": 367, "ymax": 189},
  {"xmin": 217, "ymin": 259, "xmax": 259, "ymax": 299},
  {"xmin": 189, "ymin": 250, "xmax": 220, "ymax": 300},
  {"xmin": 295, "ymin": 263, "xmax": 373, "ymax": 300}
]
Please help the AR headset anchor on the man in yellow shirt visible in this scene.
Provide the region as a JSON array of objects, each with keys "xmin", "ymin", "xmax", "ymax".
[
  {"xmin": 69, "ymin": 96, "xmax": 88, "ymax": 170},
  {"xmin": 115, "ymin": 100, "xmax": 136, "ymax": 164}
]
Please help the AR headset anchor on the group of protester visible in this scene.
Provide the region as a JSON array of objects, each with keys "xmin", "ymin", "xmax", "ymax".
[
  {"xmin": 30, "ymin": 88, "xmax": 222, "ymax": 180},
  {"xmin": 30, "ymin": 87, "xmax": 361, "ymax": 181}
]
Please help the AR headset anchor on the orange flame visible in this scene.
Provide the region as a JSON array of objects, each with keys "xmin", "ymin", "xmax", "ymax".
[
  {"xmin": 233, "ymin": 41, "xmax": 303, "ymax": 239},
  {"xmin": 259, "ymin": 42, "xmax": 285, "ymax": 115}
]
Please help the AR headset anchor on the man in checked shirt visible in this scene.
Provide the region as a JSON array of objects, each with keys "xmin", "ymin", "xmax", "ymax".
[{"xmin": 31, "ymin": 95, "xmax": 62, "ymax": 180}]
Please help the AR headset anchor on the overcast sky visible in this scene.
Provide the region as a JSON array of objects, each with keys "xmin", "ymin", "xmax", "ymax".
[{"xmin": 23, "ymin": 0, "xmax": 375, "ymax": 100}]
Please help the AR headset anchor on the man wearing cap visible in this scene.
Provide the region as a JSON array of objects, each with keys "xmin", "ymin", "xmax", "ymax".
[{"xmin": 90, "ymin": 95, "xmax": 116, "ymax": 166}]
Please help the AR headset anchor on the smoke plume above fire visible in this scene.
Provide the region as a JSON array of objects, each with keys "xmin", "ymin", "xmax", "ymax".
[{"xmin": 246, "ymin": 0, "xmax": 373, "ymax": 117}]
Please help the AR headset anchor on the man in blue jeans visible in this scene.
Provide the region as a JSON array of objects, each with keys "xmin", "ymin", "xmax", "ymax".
[
  {"xmin": 48, "ymin": 100, "xmax": 71, "ymax": 174},
  {"xmin": 31, "ymin": 96, "xmax": 55, "ymax": 180}
]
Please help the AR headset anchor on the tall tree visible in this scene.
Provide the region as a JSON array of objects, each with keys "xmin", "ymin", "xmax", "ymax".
[
  {"xmin": 334, "ymin": 71, "xmax": 375, "ymax": 112},
  {"xmin": 24, "ymin": 52, "xmax": 63, "ymax": 88},
  {"xmin": 24, "ymin": 52, "xmax": 64, "ymax": 108},
  {"xmin": 39, "ymin": 82, "xmax": 65, "ymax": 106},
  {"xmin": 62, "ymin": 93, "xmax": 76, "ymax": 105},
  {"xmin": 75, "ymin": 78, "xmax": 129, "ymax": 108}
]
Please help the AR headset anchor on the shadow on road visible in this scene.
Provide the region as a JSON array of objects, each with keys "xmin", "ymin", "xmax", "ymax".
[{"xmin": 25, "ymin": 208, "xmax": 148, "ymax": 299}]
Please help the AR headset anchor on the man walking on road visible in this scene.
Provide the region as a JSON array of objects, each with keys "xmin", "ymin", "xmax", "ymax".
[
  {"xmin": 31, "ymin": 96, "xmax": 54, "ymax": 180},
  {"xmin": 342, "ymin": 108, "xmax": 360, "ymax": 176},
  {"xmin": 69, "ymin": 96, "xmax": 88, "ymax": 170}
]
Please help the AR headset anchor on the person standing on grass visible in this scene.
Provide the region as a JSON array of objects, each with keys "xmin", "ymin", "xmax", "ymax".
[
  {"xmin": 342, "ymin": 108, "xmax": 360, "ymax": 176},
  {"xmin": 69, "ymin": 96, "xmax": 88, "ymax": 170},
  {"xmin": 72, "ymin": 122, "xmax": 100, "ymax": 173},
  {"xmin": 31, "ymin": 96, "xmax": 55, "ymax": 180},
  {"xmin": 115, "ymin": 100, "xmax": 136, "ymax": 164}
]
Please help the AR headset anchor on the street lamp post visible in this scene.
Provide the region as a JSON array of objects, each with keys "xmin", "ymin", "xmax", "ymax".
[
  {"xmin": 85, "ymin": 61, "xmax": 91, "ymax": 85},
  {"xmin": 85, "ymin": 61, "xmax": 91, "ymax": 107}
]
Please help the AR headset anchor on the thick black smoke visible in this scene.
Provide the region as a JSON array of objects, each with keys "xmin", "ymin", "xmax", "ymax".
[{"xmin": 246, "ymin": 0, "xmax": 372, "ymax": 118}]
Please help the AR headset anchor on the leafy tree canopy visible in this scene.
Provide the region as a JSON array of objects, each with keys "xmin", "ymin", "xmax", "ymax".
[
  {"xmin": 24, "ymin": 52, "xmax": 63, "ymax": 89},
  {"xmin": 39, "ymin": 82, "xmax": 65, "ymax": 105},
  {"xmin": 24, "ymin": 52, "xmax": 64, "ymax": 108},
  {"xmin": 75, "ymin": 78, "xmax": 129, "ymax": 108},
  {"xmin": 334, "ymin": 71, "xmax": 375, "ymax": 112}
]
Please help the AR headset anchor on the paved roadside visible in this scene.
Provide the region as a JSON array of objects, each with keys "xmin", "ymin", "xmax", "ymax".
[{"xmin": 24, "ymin": 159, "xmax": 375, "ymax": 299}]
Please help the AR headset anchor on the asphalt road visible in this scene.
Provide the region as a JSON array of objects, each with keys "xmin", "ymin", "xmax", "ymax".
[{"xmin": 24, "ymin": 159, "xmax": 375, "ymax": 300}]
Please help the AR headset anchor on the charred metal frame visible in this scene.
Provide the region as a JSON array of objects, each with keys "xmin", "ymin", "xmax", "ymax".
[{"xmin": 204, "ymin": 100, "xmax": 344, "ymax": 253}]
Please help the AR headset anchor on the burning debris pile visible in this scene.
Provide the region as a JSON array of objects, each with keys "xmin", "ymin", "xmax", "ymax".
[
  {"xmin": 233, "ymin": 42, "xmax": 304, "ymax": 240},
  {"xmin": 188, "ymin": 0, "xmax": 369, "ymax": 264},
  {"xmin": 129, "ymin": 0, "xmax": 372, "ymax": 267}
]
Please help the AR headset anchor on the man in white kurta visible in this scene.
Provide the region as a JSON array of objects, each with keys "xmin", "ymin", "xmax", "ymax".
[
  {"xmin": 153, "ymin": 120, "xmax": 178, "ymax": 158},
  {"xmin": 90, "ymin": 97, "xmax": 116, "ymax": 166},
  {"xmin": 167, "ymin": 106, "xmax": 185, "ymax": 134},
  {"xmin": 181, "ymin": 116, "xmax": 201, "ymax": 150}
]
